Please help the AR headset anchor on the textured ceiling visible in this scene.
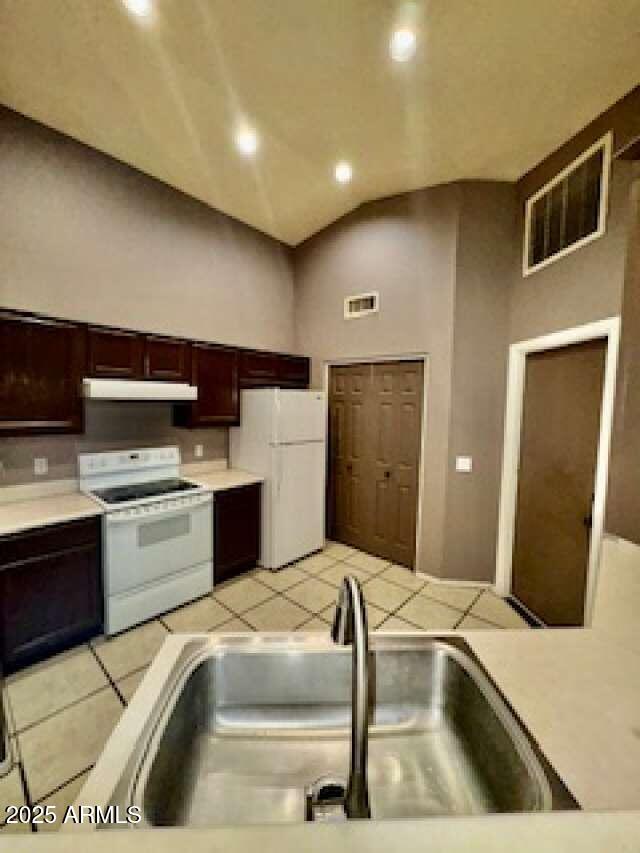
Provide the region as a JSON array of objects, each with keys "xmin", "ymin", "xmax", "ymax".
[{"xmin": 0, "ymin": 0, "xmax": 639, "ymax": 245}]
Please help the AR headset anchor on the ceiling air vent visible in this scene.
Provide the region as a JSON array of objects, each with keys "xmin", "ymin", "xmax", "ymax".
[
  {"xmin": 344, "ymin": 291, "xmax": 379, "ymax": 319},
  {"xmin": 523, "ymin": 132, "xmax": 612, "ymax": 276}
]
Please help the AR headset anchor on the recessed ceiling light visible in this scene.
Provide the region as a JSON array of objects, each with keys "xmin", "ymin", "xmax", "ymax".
[
  {"xmin": 122, "ymin": 0, "xmax": 152, "ymax": 17},
  {"xmin": 334, "ymin": 161, "xmax": 353, "ymax": 184},
  {"xmin": 235, "ymin": 127, "xmax": 259, "ymax": 157},
  {"xmin": 390, "ymin": 28, "xmax": 417, "ymax": 62}
]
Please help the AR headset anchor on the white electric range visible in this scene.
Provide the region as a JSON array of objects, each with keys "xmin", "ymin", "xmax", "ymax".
[{"xmin": 79, "ymin": 446, "xmax": 213, "ymax": 636}]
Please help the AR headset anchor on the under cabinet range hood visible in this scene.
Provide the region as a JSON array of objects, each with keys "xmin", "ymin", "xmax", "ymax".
[{"xmin": 82, "ymin": 378, "xmax": 197, "ymax": 401}]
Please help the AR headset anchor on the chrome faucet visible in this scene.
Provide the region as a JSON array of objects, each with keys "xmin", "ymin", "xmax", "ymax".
[{"xmin": 331, "ymin": 575, "xmax": 371, "ymax": 819}]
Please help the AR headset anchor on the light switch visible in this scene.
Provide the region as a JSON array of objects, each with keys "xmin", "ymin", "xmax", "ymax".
[
  {"xmin": 455, "ymin": 456, "xmax": 473, "ymax": 473},
  {"xmin": 194, "ymin": 444, "xmax": 204, "ymax": 459},
  {"xmin": 34, "ymin": 457, "xmax": 48, "ymax": 476}
]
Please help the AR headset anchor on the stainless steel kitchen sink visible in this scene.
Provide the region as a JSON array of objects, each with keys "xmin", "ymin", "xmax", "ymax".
[{"xmin": 108, "ymin": 634, "xmax": 576, "ymax": 827}]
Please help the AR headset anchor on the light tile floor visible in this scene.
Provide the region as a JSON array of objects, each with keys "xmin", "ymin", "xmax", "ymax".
[{"xmin": 1, "ymin": 542, "xmax": 529, "ymax": 833}]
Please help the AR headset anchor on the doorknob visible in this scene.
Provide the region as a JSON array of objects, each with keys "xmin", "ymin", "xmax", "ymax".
[{"xmin": 384, "ymin": 469, "xmax": 391, "ymax": 479}]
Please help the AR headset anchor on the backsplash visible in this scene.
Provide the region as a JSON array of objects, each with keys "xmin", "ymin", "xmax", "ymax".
[{"xmin": 0, "ymin": 401, "xmax": 228, "ymax": 486}]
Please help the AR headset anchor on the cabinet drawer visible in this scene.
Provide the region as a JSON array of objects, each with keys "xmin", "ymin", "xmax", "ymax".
[{"xmin": 0, "ymin": 517, "xmax": 101, "ymax": 570}]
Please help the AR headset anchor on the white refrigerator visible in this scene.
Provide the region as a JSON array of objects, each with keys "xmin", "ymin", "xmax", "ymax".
[{"xmin": 230, "ymin": 388, "xmax": 327, "ymax": 569}]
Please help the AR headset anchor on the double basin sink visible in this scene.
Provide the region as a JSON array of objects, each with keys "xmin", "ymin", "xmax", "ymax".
[{"xmin": 106, "ymin": 633, "xmax": 576, "ymax": 827}]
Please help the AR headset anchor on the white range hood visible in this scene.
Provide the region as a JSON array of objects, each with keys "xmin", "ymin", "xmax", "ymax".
[{"xmin": 82, "ymin": 378, "xmax": 197, "ymax": 401}]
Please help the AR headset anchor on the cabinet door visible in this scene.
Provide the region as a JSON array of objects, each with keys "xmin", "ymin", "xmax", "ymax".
[
  {"xmin": 144, "ymin": 336, "xmax": 190, "ymax": 382},
  {"xmin": 277, "ymin": 354, "xmax": 310, "ymax": 388},
  {"xmin": 174, "ymin": 343, "xmax": 239, "ymax": 427},
  {"xmin": 87, "ymin": 327, "xmax": 144, "ymax": 378},
  {"xmin": 0, "ymin": 520, "xmax": 103, "ymax": 673},
  {"xmin": 214, "ymin": 484, "xmax": 261, "ymax": 583},
  {"xmin": 0, "ymin": 312, "xmax": 85, "ymax": 436},
  {"xmin": 239, "ymin": 350, "xmax": 279, "ymax": 387}
]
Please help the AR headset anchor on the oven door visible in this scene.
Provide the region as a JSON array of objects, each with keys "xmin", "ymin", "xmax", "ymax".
[{"xmin": 105, "ymin": 494, "xmax": 213, "ymax": 596}]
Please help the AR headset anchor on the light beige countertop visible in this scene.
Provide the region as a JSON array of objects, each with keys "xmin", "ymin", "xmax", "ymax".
[
  {"xmin": 2, "ymin": 811, "xmax": 640, "ymax": 852},
  {"xmin": 0, "ymin": 491, "xmax": 103, "ymax": 538},
  {"xmin": 466, "ymin": 628, "xmax": 640, "ymax": 812},
  {"xmin": 0, "ymin": 465, "xmax": 261, "ymax": 537},
  {"xmin": 2, "ymin": 627, "xmax": 640, "ymax": 850},
  {"xmin": 186, "ymin": 468, "xmax": 264, "ymax": 492}
]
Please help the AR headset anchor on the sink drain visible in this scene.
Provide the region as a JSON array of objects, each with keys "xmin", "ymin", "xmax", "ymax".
[{"xmin": 305, "ymin": 776, "xmax": 348, "ymax": 822}]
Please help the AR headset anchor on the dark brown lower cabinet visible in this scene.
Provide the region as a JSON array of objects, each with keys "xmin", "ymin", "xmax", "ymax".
[
  {"xmin": 0, "ymin": 518, "xmax": 103, "ymax": 673},
  {"xmin": 214, "ymin": 484, "xmax": 261, "ymax": 584}
]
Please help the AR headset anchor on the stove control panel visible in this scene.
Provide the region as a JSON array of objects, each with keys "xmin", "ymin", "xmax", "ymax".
[{"xmin": 106, "ymin": 491, "xmax": 212, "ymax": 523}]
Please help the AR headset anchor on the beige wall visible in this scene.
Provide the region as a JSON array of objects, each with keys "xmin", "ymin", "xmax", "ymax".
[
  {"xmin": 294, "ymin": 186, "xmax": 460, "ymax": 577},
  {"xmin": 0, "ymin": 107, "xmax": 295, "ymax": 352},
  {"xmin": 508, "ymin": 161, "xmax": 632, "ymax": 344}
]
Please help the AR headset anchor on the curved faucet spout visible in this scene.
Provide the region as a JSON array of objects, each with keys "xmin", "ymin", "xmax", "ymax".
[{"xmin": 331, "ymin": 575, "xmax": 371, "ymax": 819}]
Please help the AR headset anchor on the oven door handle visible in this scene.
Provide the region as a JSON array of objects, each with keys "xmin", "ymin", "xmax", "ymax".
[{"xmin": 106, "ymin": 495, "xmax": 212, "ymax": 526}]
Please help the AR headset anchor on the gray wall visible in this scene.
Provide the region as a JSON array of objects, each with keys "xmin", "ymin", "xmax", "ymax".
[
  {"xmin": 0, "ymin": 107, "xmax": 295, "ymax": 351},
  {"xmin": 443, "ymin": 183, "xmax": 518, "ymax": 581},
  {"xmin": 293, "ymin": 182, "xmax": 519, "ymax": 582},
  {"xmin": 294, "ymin": 186, "xmax": 459, "ymax": 577},
  {"xmin": 509, "ymin": 161, "xmax": 632, "ymax": 343},
  {"xmin": 0, "ymin": 402, "xmax": 227, "ymax": 486},
  {"xmin": 606, "ymin": 164, "xmax": 640, "ymax": 543}
]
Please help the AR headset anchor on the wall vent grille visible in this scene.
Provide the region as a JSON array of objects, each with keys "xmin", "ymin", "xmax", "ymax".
[
  {"xmin": 523, "ymin": 133, "xmax": 612, "ymax": 276},
  {"xmin": 344, "ymin": 291, "xmax": 379, "ymax": 319}
]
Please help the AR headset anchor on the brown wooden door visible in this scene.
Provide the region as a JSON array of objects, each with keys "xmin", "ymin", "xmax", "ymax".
[
  {"xmin": 328, "ymin": 361, "xmax": 423, "ymax": 567},
  {"xmin": 87, "ymin": 327, "xmax": 144, "ymax": 379},
  {"xmin": 369, "ymin": 362, "xmax": 424, "ymax": 566},
  {"xmin": 328, "ymin": 364, "xmax": 371, "ymax": 550},
  {"xmin": 0, "ymin": 311, "xmax": 86, "ymax": 436},
  {"xmin": 144, "ymin": 335, "xmax": 190, "ymax": 382},
  {"xmin": 512, "ymin": 339, "xmax": 606, "ymax": 626}
]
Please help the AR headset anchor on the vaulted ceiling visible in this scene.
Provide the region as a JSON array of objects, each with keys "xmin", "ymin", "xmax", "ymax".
[{"xmin": 1, "ymin": 1, "xmax": 639, "ymax": 245}]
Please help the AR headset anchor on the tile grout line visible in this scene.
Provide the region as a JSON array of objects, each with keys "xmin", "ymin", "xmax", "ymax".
[
  {"xmin": 87, "ymin": 643, "xmax": 128, "ymax": 708},
  {"xmin": 34, "ymin": 763, "xmax": 95, "ymax": 807},
  {"xmin": 11, "ymin": 682, "xmax": 117, "ymax": 738}
]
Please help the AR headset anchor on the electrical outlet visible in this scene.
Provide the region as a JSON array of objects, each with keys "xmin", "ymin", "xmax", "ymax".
[
  {"xmin": 455, "ymin": 456, "xmax": 473, "ymax": 473},
  {"xmin": 194, "ymin": 444, "xmax": 204, "ymax": 459},
  {"xmin": 34, "ymin": 457, "xmax": 48, "ymax": 476}
]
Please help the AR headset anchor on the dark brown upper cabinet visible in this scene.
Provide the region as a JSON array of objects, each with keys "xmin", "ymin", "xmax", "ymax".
[
  {"xmin": 0, "ymin": 311, "xmax": 85, "ymax": 436},
  {"xmin": 278, "ymin": 354, "xmax": 311, "ymax": 388},
  {"xmin": 174, "ymin": 343, "xmax": 239, "ymax": 427},
  {"xmin": 144, "ymin": 335, "xmax": 191, "ymax": 383},
  {"xmin": 239, "ymin": 349, "xmax": 310, "ymax": 389},
  {"xmin": 239, "ymin": 350, "xmax": 279, "ymax": 387},
  {"xmin": 87, "ymin": 326, "xmax": 144, "ymax": 379}
]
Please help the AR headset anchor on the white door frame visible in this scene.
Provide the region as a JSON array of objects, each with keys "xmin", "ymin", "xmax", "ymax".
[
  {"xmin": 495, "ymin": 317, "xmax": 621, "ymax": 625},
  {"xmin": 323, "ymin": 353, "xmax": 429, "ymax": 571}
]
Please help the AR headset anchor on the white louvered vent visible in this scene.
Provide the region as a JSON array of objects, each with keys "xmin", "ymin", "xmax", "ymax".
[
  {"xmin": 523, "ymin": 133, "xmax": 612, "ymax": 276},
  {"xmin": 344, "ymin": 291, "xmax": 379, "ymax": 319}
]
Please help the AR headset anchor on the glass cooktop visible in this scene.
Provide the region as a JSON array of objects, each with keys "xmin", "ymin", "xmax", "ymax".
[{"xmin": 92, "ymin": 478, "xmax": 199, "ymax": 506}]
